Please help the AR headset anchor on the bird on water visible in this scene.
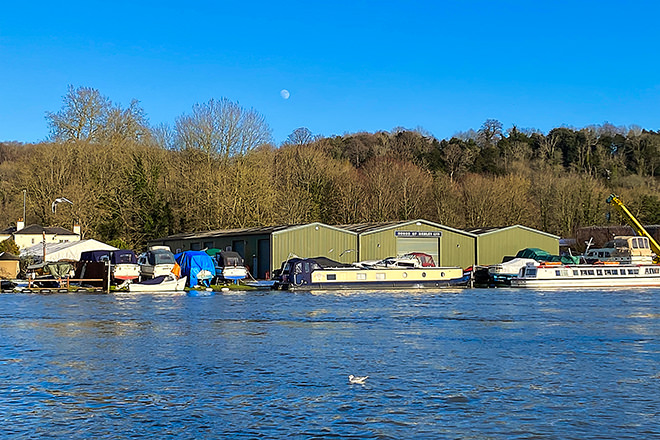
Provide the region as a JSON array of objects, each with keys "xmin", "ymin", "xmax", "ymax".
[{"xmin": 348, "ymin": 375, "xmax": 369, "ymax": 385}]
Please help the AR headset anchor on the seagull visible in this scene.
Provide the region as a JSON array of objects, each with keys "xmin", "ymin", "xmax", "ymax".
[
  {"xmin": 51, "ymin": 197, "xmax": 73, "ymax": 213},
  {"xmin": 348, "ymin": 375, "xmax": 369, "ymax": 385}
]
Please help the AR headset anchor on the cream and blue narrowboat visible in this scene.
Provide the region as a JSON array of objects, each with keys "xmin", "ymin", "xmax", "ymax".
[{"xmin": 273, "ymin": 256, "xmax": 470, "ymax": 291}]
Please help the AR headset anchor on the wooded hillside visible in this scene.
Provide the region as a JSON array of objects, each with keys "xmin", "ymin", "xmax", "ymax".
[{"xmin": 1, "ymin": 87, "xmax": 658, "ymax": 251}]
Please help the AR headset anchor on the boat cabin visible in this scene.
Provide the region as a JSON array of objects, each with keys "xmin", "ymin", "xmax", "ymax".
[{"xmin": 584, "ymin": 236, "xmax": 654, "ymax": 264}]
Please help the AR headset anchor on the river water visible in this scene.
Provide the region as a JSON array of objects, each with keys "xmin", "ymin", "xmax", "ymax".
[{"xmin": 1, "ymin": 288, "xmax": 658, "ymax": 439}]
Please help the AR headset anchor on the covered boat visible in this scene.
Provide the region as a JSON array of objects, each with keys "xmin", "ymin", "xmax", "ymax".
[
  {"xmin": 110, "ymin": 250, "xmax": 140, "ymax": 281},
  {"xmin": 137, "ymin": 246, "xmax": 176, "ymax": 280},
  {"xmin": 75, "ymin": 249, "xmax": 140, "ymax": 285},
  {"xmin": 273, "ymin": 256, "xmax": 469, "ymax": 291},
  {"xmin": 174, "ymin": 250, "xmax": 216, "ymax": 288},
  {"xmin": 214, "ymin": 251, "xmax": 248, "ymax": 282}
]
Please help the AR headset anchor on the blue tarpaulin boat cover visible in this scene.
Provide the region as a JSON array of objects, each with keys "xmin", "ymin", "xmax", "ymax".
[{"xmin": 174, "ymin": 251, "xmax": 216, "ymax": 287}]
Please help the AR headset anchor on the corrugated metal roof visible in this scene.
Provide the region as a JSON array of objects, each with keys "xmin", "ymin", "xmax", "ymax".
[
  {"xmin": 157, "ymin": 224, "xmax": 295, "ymax": 241},
  {"xmin": 465, "ymin": 226, "xmax": 509, "ymax": 235},
  {"xmin": 339, "ymin": 219, "xmax": 477, "ymax": 237},
  {"xmin": 466, "ymin": 225, "xmax": 559, "ymax": 239},
  {"xmin": 336, "ymin": 221, "xmax": 403, "ymax": 234}
]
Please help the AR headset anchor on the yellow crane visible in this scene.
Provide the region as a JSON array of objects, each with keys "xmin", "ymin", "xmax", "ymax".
[{"xmin": 606, "ymin": 194, "xmax": 660, "ymax": 264}]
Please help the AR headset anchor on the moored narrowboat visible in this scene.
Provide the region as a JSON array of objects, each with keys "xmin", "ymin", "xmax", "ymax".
[{"xmin": 273, "ymin": 256, "xmax": 470, "ymax": 291}]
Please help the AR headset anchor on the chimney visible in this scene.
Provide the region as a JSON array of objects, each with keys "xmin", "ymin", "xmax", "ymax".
[
  {"xmin": 73, "ymin": 222, "xmax": 81, "ymax": 236},
  {"xmin": 17, "ymin": 218, "xmax": 25, "ymax": 231}
]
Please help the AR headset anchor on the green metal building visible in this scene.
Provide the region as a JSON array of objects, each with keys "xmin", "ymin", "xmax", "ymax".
[
  {"xmin": 149, "ymin": 221, "xmax": 559, "ymax": 279},
  {"xmin": 341, "ymin": 219, "xmax": 476, "ymax": 269},
  {"xmin": 467, "ymin": 225, "xmax": 560, "ymax": 266},
  {"xmin": 148, "ymin": 223, "xmax": 358, "ymax": 280}
]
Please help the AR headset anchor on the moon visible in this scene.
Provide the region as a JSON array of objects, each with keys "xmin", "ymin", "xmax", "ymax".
[{"xmin": 280, "ymin": 89, "xmax": 290, "ymax": 100}]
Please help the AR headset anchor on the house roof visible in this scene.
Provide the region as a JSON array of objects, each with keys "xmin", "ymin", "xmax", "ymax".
[
  {"xmin": 1, "ymin": 225, "xmax": 16, "ymax": 234},
  {"xmin": 13, "ymin": 224, "xmax": 78, "ymax": 236},
  {"xmin": 0, "ymin": 252, "xmax": 20, "ymax": 261}
]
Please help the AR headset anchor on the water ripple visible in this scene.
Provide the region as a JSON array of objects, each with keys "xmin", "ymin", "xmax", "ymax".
[{"xmin": 1, "ymin": 288, "xmax": 659, "ymax": 438}]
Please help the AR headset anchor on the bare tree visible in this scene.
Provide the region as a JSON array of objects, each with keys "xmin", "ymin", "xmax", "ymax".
[
  {"xmin": 284, "ymin": 127, "xmax": 316, "ymax": 146},
  {"xmin": 476, "ymin": 119, "xmax": 503, "ymax": 149},
  {"xmin": 175, "ymin": 98, "xmax": 272, "ymax": 160},
  {"xmin": 46, "ymin": 85, "xmax": 111, "ymax": 142}
]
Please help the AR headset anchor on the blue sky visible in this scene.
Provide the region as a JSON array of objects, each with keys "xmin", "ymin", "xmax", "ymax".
[{"xmin": 1, "ymin": 1, "xmax": 659, "ymax": 145}]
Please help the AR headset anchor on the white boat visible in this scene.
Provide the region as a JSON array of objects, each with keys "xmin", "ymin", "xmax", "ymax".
[
  {"xmin": 110, "ymin": 250, "xmax": 140, "ymax": 282},
  {"xmin": 487, "ymin": 257, "xmax": 538, "ymax": 284},
  {"xmin": 125, "ymin": 274, "xmax": 187, "ymax": 293},
  {"xmin": 511, "ymin": 261, "xmax": 660, "ymax": 288},
  {"xmin": 137, "ymin": 246, "xmax": 176, "ymax": 280},
  {"xmin": 214, "ymin": 251, "xmax": 248, "ymax": 281},
  {"xmin": 583, "ymin": 236, "xmax": 655, "ymax": 265},
  {"xmin": 355, "ymin": 252, "xmax": 437, "ymax": 269}
]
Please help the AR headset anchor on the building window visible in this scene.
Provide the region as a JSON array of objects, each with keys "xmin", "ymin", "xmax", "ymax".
[{"xmin": 191, "ymin": 243, "xmax": 201, "ymax": 251}]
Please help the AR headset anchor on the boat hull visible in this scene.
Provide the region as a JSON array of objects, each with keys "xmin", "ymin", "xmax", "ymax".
[
  {"xmin": 284, "ymin": 267, "xmax": 470, "ymax": 291},
  {"xmin": 511, "ymin": 264, "xmax": 660, "ymax": 288},
  {"xmin": 125, "ymin": 276, "xmax": 187, "ymax": 293}
]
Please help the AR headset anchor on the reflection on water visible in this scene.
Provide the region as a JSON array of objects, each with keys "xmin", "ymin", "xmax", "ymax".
[{"xmin": 1, "ymin": 288, "xmax": 659, "ymax": 439}]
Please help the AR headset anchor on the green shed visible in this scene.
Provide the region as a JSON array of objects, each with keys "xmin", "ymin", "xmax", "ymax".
[
  {"xmin": 149, "ymin": 223, "xmax": 358, "ymax": 280},
  {"xmin": 342, "ymin": 219, "xmax": 476, "ymax": 269},
  {"xmin": 468, "ymin": 225, "xmax": 560, "ymax": 266},
  {"xmin": 271, "ymin": 222, "xmax": 358, "ymax": 269}
]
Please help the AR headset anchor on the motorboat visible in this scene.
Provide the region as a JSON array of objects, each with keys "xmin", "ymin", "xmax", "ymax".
[
  {"xmin": 137, "ymin": 246, "xmax": 176, "ymax": 280},
  {"xmin": 124, "ymin": 274, "xmax": 187, "ymax": 293},
  {"xmin": 582, "ymin": 236, "xmax": 655, "ymax": 265},
  {"xmin": 214, "ymin": 251, "xmax": 248, "ymax": 282},
  {"xmin": 76, "ymin": 249, "xmax": 140, "ymax": 286},
  {"xmin": 354, "ymin": 252, "xmax": 436, "ymax": 269},
  {"xmin": 487, "ymin": 257, "xmax": 538, "ymax": 285},
  {"xmin": 510, "ymin": 261, "xmax": 660, "ymax": 288},
  {"xmin": 111, "ymin": 250, "xmax": 140, "ymax": 282},
  {"xmin": 272, "ymin": 256, "xmax": 470, "ymax": 291}
]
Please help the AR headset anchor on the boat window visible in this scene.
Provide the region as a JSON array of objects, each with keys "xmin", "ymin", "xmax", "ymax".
[
  {"xmin": 304, "ymin": 262, "xmax": 310, "ymax": 273},
  {"xmin": 357, "ymin": 273, "xmax": 366, "ymax": 280},
  {"xmin": 326, "ymin": 274, "xmax": 336, "ymax": 280},
  {"xmin": 376, "ymin": 273, "xmax": 386, "ymax": 280},
  {"xmin": 628, "ymin": 269, "xmax": 639, "ymax": 275},
  {"xmin": 573, "ymin": 270, "xmax": 578, "ymax": 276},
  {"xmin": 611, "ymin": 269, "xmax": 618, "ymax": 275},
  {"xmin": 555, "ymin": 270, "xmax": 561, "ymax": 276},
  {"xmin": 596, "ymin": 269, "xmax": 602, "ymax": 276}
]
